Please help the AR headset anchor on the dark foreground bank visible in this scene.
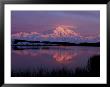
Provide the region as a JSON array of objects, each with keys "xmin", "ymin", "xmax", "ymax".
[{"xmin": 11, "ymin": 55, "xmax": 100, "ymax": 77}]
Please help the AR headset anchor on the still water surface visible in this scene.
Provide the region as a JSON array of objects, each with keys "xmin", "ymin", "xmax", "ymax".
[{"xmin": 11, "ymin": 46, "xmax": 99, "ymax": 74}]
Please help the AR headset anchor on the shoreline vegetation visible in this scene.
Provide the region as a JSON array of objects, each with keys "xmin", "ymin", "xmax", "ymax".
[
  {"xmin": 12, "ymin": 39, "xmax": 100, "ymax": 47},
  {"xmin": 11, "ymin": 55, "xmax": 100, "ymax": 77}
]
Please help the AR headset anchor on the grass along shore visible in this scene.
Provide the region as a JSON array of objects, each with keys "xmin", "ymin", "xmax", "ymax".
[{"xmin": 11, "ymin": 55, "xmax": 100, "ymax": 77}]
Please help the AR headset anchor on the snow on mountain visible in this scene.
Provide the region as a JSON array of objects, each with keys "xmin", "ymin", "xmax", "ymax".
[{"xmin": 12, "ymin": 25, "xmax": 100, "ymax": 43}]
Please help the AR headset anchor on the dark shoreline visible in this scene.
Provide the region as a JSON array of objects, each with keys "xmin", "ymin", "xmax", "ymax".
[
  {"xmin": 12, "ymin": 39, "xmax": 100, "ymax": 47},
  {"xmin": 12, "ymin": 44, "xmax": 100, "ymax": 47}
]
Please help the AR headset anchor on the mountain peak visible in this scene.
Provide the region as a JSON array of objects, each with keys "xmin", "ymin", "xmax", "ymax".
[
  {"xmin": 53, "ymin": 25, "xmax": 79, "ymax": 37},
  {"xmin": 11, "ymin": 25, "xmax": 99, "ymax": 43}
]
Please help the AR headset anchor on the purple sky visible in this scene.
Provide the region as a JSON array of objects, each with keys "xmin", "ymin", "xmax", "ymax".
[{"xmin": 11, "ymin": 11, "xmax": 100, "ymax": 37}]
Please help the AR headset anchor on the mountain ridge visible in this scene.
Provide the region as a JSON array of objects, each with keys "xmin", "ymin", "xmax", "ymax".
[{"xmin": 12, "ymin": 25, "xmax": 100, "ymax": 43}]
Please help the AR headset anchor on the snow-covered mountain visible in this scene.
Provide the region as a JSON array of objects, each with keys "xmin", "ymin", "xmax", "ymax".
[{"xmin": 12, "ymin": 25, "xmax": 100, "ymax": 43}]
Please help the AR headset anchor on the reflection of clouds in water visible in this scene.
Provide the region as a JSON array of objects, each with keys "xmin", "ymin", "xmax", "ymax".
[{"xmin": 12, "ymin": 46, "xmax": 99, "ymax": 64}]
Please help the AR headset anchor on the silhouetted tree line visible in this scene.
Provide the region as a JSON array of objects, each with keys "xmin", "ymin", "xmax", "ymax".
[{"xmin": 12, "ymin": 39, "xmax": 100, "ymax": 47}]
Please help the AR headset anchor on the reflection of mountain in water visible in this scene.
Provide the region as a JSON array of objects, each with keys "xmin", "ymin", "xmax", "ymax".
[
  {"xmin": 12, "ymin": 46, "xmax": 99, "ymax": 64},
  {"xmin": 53, "ymin": 52, "xmax": 77, "ymax": 63}
]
